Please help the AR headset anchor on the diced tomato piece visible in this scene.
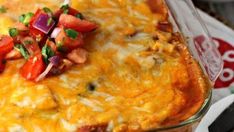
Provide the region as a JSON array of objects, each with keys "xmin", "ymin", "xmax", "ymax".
[
  {"xmin": 5, "ymin": 49, "xmax": 22, "ymax": 60},
  {"xmin": 14, "ymin": 22, "xmax": 29, "ymax": 32},
  {"xmin": 46, "ymin": 40, "xmax": 57, "ymax": 53},
  {"xmin": 68, "ymin": 7, "xmax": 80, "ymax": 16},
  {"xmin": 21, "ymin": 37, "xmax": 40, "ymax": 55},
  {"xmin": 55, "ymin": 28, "xmax": 84, "ymax": 51},
  {"xmin": 67, "ymin": 48, "xmax": 88, "ymax": 64},
  {"xmin": 29, "ymin": 9, "xmax": 46, "ymax": 41},
  {"xmin": 29, "ymin": 26, "xmax": 45, "ymax": 39},
  {"xmin": 20, "ymin": 53, "xmax": 46, "ymax": 81},
  {"xmin": 54, "ymin": 7, "xmax": 80, "ymax": 20},
  {"xmin": 53, "ymin": 9, "xmax": 63, "ymax": 20},
  {"xmin": 11, "ymin": 22, "xmax": 30, "ymax": 43},
  {"xmin": 59, "ymin": 14, "xmax": 97, "ymax": 33},
  {"xmin": 0, "ymin": 35, "xmax": 14, "ymax": 55},
  {"xmin": 0, "ymin": 55, "xmax": 6, "ymax": 73}
]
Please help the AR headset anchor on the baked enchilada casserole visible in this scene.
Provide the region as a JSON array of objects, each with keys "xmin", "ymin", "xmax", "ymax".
[{"xmin": 0, "ymin": 0, "xmax": 210, "ymax": 131}]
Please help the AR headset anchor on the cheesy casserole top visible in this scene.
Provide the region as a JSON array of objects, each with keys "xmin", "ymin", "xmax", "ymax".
[{"xmin": 0, "ymin": 0, "xmax": 209, "ymax": 131}]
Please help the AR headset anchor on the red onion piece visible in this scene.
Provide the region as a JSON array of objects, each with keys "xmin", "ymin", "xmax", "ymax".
[
  {"xmin": 35, "ymin": 56, "xmax": 62, "ymax": 81},
  {"xmin": 33, "ymin": 13, "xmax": 55, "ymax": 34},
  {"xmin": 51, "ymin": 28, "xmax": 61, "ymax": 38},
  {"xmin": 49, "ymin": 56, "xmax": 61, "ymax": 66},
  {"xmin": 35, "ymin": 62, "xmax": 54, "ymax": 82}
]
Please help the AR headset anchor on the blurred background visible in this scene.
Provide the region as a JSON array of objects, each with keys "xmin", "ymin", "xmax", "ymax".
[{"xmin": 192, "ymin": 0, "xmax": 234, "ymax": 29}]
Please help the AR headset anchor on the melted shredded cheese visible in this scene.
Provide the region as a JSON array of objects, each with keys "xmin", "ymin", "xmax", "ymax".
[{"xmin": 0, "ymin": 0, "xmax": 207, "ymax": 131}]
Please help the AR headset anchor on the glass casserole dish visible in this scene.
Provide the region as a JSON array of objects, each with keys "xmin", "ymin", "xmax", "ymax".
[
  {"xmin": 150, "ymin": 0, "xmax": 223, "ymax": 131},
  {"xmin": 0, "ymin": 0, "xmax": 223, "ymax": 131}
]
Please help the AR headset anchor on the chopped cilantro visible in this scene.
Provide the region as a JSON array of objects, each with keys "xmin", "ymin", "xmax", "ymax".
[
  {"xmin": 56, "ymin": 41, "xmax": 66, "ymax": 52},
  {"xmin": 61, "ymin": 4, "xmax": 69, "ymax": 10},
  {"xmin": 19, "ymin": 12, "xmax": 34, "ymax": 26},
  {"xmin": 63, "ymin": 9, "xmax": 69, "ymax": 14},
  {"xmin": 24, "ymin": 12, "xmax": 34, "ymax": 25},
  {"xmin": 76, "ymin": 13, "xmax": 84, "ymax": 19},
  {"xmin": 9, "ymin": 28, "xmax": 18, "ymax": 37},
  {"xmin": 61, "ymin": 4, "xmax": 69, "ymax": 14},
  {"xmin": 47, "ymin": 17, "xmax": 53, "ymax": 26},
  {"xmin": 14, "ymin": 44, "xmax": 29, "ymax": 59},
  {"xmin": 23, "ymin": 40, "xmax": 33, "ymax": 45},
  {"xmin": 42, "ymin": 45, "xmax": 55, "ymax": 64},
  {"xmin": 43, "ymin": 7, "xmax": 53, "ymax": 16},
  {"xmin": 65, "ymin": 29, "xmax": 78, "ymax": 39},
  {"xmin": 19, "ymin": 14, "xmax": 25, "ymax": 23}
]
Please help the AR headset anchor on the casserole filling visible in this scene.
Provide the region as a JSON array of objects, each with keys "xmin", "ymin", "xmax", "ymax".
[{"xmin": 0, "ymin": 0, "xmax": 209, "ymax": 131}]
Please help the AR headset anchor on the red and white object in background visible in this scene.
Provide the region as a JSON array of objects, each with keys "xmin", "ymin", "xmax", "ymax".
[
  {"xmin": 197, "ymin": 9, "xmax": 234, "ymax": 102},
  {"xmin": 213, "ymin": 38, "xmax": 234, "ymax": 88},
  {"xmin": 193, "ymin": 35, "xmax": 223, "ymax": 83}
]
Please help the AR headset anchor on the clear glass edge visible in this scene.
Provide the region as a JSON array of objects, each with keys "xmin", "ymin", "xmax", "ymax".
[
  {"xmin": 165, "ymin": 0, "xmax": 223, "ymax": 83},
  {"xmin": 147, "ymin": 89, "xmax": 212, "ymax": 131},
  {"xmin": 184, "ymin": 0, "xmax": 224, "ymax": 83},
  {"xmin": 146, "ymin": 0, "xmax": 223, "ymax": 131}
]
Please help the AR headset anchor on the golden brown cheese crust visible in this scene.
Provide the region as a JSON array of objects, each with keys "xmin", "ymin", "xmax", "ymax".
[{"xmin": 0, "ymin": 0, "xmax": 209, "ymax": 131}]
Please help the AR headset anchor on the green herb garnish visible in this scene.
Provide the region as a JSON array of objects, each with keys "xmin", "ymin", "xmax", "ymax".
[
  {"xmin": 61, "ymin": 4, "xmax": 69, "ymax": 14},
  {"xmin": 56, "ymin": 43, "xmax": 64, "ymax": 52},
  {"xmin": 61, "ymin": 4, "xmax": 69, "ymax": 10},
  {"xmin": 24, "ymin": 12, "xmax": 34, "ymax": 25},
  {"xmin": 42, "ymin": 45, "xmax": 55, "ymax": 63},
  {"xmin": 14, "ymin": 44, "xmax": 29, "ymax": 59},
  {"xmin": 63, "ymin": 9, "xmax": 68, "ymax": 14},
  {"xmin": 47, "ymin": 17, "xmax": 53, "ymax": 26},
  {"xmin": 65, "ymin": 29, "xmax": 78, "ymax": 39},
  {"xmin": 9, "ymin": 28, "xmax": 18, "ymax": 37},
  {"xmin": 56, "ymin": 41, "xmax": 67, "ymax": 52},
  {"xmin": 23, "ymin": 40, "xmax": 33, "ymax": 45},
  {"xmin": 43, "ymin": 7, "xmax": 53, "ymax": 16},
  {"xmin": 19, "ymin": 14, "xmax": 25, "ymax": 23},
  {"xmin": 0, "ymin": 6, "xmax": 7, "ymax": 13},
  {"xmin": 19, "ymin": 12, "xmax": 34, "ymax": 26},
  {"xmin": 76, "ymin": 13, "xmax": 84, "ymax": 19}
]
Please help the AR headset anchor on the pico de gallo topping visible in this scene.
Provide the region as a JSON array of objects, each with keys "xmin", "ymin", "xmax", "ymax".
[{"xmin": 0, "ymin": 5, "xmax": 97, "ymax": 81}]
